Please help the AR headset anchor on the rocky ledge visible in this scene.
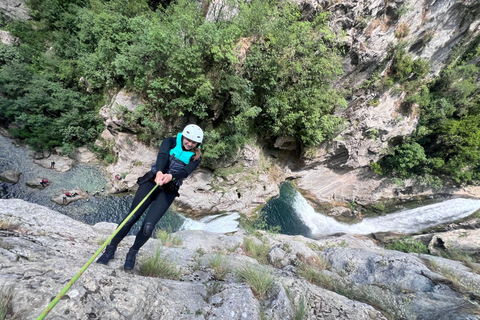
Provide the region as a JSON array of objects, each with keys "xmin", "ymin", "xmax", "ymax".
[{"xmin": 1, "ymin": 199, "xmax": 479, "ymax": 320}]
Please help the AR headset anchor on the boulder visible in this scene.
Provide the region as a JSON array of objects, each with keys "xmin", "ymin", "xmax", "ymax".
[
  {"xmin": 51, "ymin": 188, "xmax": 88, "ymax": 206},
  {"xmin": 428, "ymin": 228, "xmax": 480, "ymax": 256},
  {"xmin": 0, "ymin": 199, "xmax": 388, "ymax": 320},
  {"xmin": 33, "ymin": 155, "xmax": 75, "ymax": 173},
  {"xmin": 26, "ymin": 177, "xmax": 50, "ymax": 189},
  {"xmin": 0, "ymin": 170, "xmax": 21, "ymax": 184}
]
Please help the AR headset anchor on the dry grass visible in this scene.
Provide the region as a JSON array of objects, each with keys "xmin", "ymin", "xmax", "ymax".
[
  {"xmin": 155, "ymin": 229, "xmax": 183, "ymax": 247},
  {"xmin": 395, "ymin": 22, "xmax": 410, "ymax": 38}
]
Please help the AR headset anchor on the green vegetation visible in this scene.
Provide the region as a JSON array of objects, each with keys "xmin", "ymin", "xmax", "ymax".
[
  {"xmin": 236, "ymin": 264, "xmax": 275, "ymax": 300},
  {"xmin": 297, "ymin": 255, "xmax": 333, "ymax": 289},
  {"xmin": 240, "ymin": 213, "xmax": 281, "ymax": 235},
  {"xmin": 208, "ymin": 253, "xmax": 230, "ymax": 280},
  {"xmin": 373, "ymin": 39, "xmax": 480, "ymax": 185},
  {"xmin": 155, "ymin": 229, "xmax": 183, "ymax": 247},
  {"xmin": 385, "ymin": 236, "xmax": 429, "ymax": 254},
  {"xmin": 284, "ymin": 286, "xmax": 306, "ymax": 320},
  {"xmin": 139, "ymin": 248, "xmax": 181, "ymax": 279},
  {"xmin": 204, "ymin": 281, "xmax": 224, "ymax": 301},
  {"xmin": 242, "ymin": 237, "xmax": 270, "ymax": 263},
  {"xmin": 0, "ymin": 0, "xmax": 345, "ymax": 167}
]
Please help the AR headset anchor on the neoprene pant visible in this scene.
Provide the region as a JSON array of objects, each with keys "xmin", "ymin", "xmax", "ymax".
[{"xmin": 109, "ymin": 180, "xmax": 176, "ymax": 250}]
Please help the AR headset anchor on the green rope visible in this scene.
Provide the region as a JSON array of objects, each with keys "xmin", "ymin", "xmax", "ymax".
[{"xmin": 36, "ymin": 184, "xmax": 159, "ymax": 320}]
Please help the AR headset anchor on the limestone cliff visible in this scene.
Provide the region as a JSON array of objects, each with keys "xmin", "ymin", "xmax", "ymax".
[{"xmin": 96, "ymin": 0, "xmax": 480, "ymax": 217}]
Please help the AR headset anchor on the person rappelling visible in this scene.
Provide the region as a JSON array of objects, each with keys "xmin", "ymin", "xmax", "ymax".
[{"xmin": 96, "ymin": 124, "xmax": 204, "ymax": 270}]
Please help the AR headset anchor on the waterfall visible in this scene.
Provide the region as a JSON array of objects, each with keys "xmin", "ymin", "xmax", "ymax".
[{"xmin": 291, "ymin": 191, "xmax": 480, "ymax": 236}]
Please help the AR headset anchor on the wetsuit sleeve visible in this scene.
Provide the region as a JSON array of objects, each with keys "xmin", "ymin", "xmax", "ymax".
[
  {"xmin": 171, "ymin": 157, "xmax": 201, "ymax": 180},
  {"xmin": 154, "ymin": 137, "xmax": 176, "ymax": 173}
]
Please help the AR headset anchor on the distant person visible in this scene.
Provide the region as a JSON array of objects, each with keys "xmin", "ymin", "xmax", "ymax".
[
  {"xmin": 40, "ymin": 179, "xmax": 48, "ymax": 187},
  {"xmin": 115, "ymin": 174, "xmax": 122, "ymax": 180},
  {"xmin": 63, "ymin": 195, "xmax": 67, "ymax": 203},
  {"xmin": 50, "ymin": 161, "xmax": 55, "ymax": 169},
  {"xmin": 96, "ymin": 124, "xmax": 204, "ymax": 270}
]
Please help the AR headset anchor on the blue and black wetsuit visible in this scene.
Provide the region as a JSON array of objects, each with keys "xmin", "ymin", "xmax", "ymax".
[{"xmin": 109, "ymin": 133, "xmax": 201, "ymax": 250}]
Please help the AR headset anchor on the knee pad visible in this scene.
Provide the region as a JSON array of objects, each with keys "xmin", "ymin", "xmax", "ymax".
[{"xmin": 142, "ymin": 222, "xmax": 155, "ymax": 237}]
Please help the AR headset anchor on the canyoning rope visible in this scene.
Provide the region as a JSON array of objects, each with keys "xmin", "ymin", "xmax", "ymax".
[{"xmin": 36, "ymin": 184, "xmax": 159, "ymax": 320}]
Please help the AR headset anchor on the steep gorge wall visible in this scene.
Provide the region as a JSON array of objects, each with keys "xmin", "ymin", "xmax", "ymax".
[{"xmin": 2, "ymin": 0, "xmax": 480, "ymax": 216}]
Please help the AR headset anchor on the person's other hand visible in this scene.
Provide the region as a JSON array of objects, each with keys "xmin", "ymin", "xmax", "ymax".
[
  {"xmin": 161, "ymin": 174, "xmax": 173, "ymax": 185},
  {"xmin": 155, "ymin": 172, "xmax": 164, "ymax": 185}
]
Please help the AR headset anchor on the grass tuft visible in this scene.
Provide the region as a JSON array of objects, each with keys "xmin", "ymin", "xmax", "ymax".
[
  {"xmin": 140, "ymin": 248, "xmax": 181, "ymax": 280},
  {"xmin": 0, "ymin": 287, "xmax": 13, "ymax": 320},
  {"xmin": 242, "ymin": 237, "xmax": 270, "ymax": 264},
  {"xmin": 155, "ymin": 229, "xmax": 183, "ymax": 247},
  {"xmin": 208, "ymin": 253, "xmax": 230, "ymax": 280},
  {"xmin": 236, "ymin": 264, "xmax": 275, "ymax": 300}
]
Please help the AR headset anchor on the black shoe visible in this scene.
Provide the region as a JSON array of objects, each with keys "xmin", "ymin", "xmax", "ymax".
[
  {"xmin": 96, "ymin": 245, "xmax": 117, "ymax": 265},
  {"xmin": 124, "ymin": 248, "xmax": 139, "ymax": 270}
]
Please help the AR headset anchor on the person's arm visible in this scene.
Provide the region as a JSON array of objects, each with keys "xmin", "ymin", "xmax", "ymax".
[
  {"xmin": 160, "ymin": 158, "xmax": 201, "ymax": 185},
  {"xmin": 154, "ymin": 137, "xmax": 175, "ymax": 173}
]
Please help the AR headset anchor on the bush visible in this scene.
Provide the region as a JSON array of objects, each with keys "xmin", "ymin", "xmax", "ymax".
[
  {"xmin": 208, "ymin": 253, "xmax": 230, "ymax": 280},
  {"xmin": 2, "ymin": 0, "xmax": 346, "ymax": 162},
  {"xmin": 386, "ymin": 236, "xmax": 429, "ymax": 254},
  {"xmin": 0, "ymin": 287, "xmax": 13, "ymax": 320}
]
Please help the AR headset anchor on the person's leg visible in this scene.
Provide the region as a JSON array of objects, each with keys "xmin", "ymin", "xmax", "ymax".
[
  {"xmin": 97, "ymin": 181, "xmax": 157, "ymax": 265},
  {"xmin": 124, "ymin": 190, "xmax": 176, "ymax": 270}
]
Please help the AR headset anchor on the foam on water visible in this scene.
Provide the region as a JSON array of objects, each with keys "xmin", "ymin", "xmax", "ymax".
[
  {"xmin": 179, "ymin": 212, "xmax": 241, "ymax": 233},
  {"xmin": 292, "ymin": 191, "xmax": 480, "ymax": 236}
]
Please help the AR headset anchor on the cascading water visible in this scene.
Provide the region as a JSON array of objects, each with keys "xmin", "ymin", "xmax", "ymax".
[
  {"xmin": 264, "ymin": 182, "xmax": 480, "ymax": 238},
  {"xmin": 179, "ymin": 212, "xmax": 241, "ymax": 233}
]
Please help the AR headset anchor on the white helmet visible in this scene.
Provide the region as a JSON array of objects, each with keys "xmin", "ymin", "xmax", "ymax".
[{"xmin": 182, "ymin": 124, "xmax": 203, "ymax": 143}]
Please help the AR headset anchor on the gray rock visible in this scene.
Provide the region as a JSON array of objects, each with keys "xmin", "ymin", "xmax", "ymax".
[
  {"xmin": 51, "ymin": 188, "xmax": 88, "ymax": 206},
  {"xmin": 0, "ymin": 170, "xmax": 21, "ymax": 183},
  {"xmin": 0, "ymin": 0, "xmax": 30, "ymax": 21},
  {"xmin": 428, "ymin": 228, "xmax": 480, "ymax": 256},
  {"xmin": 0, "ymin": 199, "xmax": 426, "ymax": 320},
  {"xmin": 0, "ymin": 30, "xmax": 20, "ymax": 45},
  {"xmin": 33, "ymin": 155, "xmax": 75, "ymax": 173},
  {"xmin": 26, "ymin": 176, "xmax": 50, "ymax": 189}
]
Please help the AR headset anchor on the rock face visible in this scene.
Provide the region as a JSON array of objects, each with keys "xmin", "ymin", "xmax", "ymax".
[
  {"xmin": 90, "ymin": 0, "xmax": 480, "ymax": 216},
  {"xmin": 1, "ymin": 199, "xmax": 479, "ymax": 320},
  {"xmin": 0, "ymin": 0, "xmax": 30, "ymax": 21},
  {"xmin": 97, "ymin": 90, "xmax": 284, "ymax": 215}
]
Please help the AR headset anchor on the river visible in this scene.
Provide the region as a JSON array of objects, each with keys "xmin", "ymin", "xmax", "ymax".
[{"xmin": 2, "ymin": 133, "xmax": 480, "ymax": 238}]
